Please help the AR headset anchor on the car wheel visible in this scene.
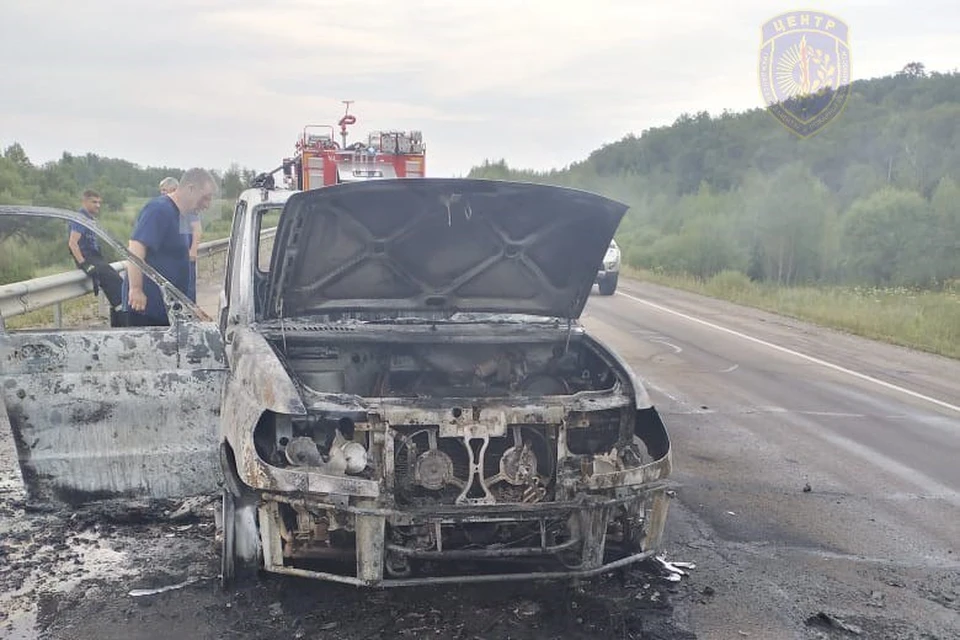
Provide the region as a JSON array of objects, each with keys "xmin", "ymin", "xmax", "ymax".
[
  {"xmin": 220, "ymin": 444, "xmax": 261, "ymax": 589},
  {"xmin": 599, "ymin": 273, "xmax": 618, "ymax": 296},
  {"xmin": 221, "ymin": 487, "xmax": 238, "ymax": 587}
]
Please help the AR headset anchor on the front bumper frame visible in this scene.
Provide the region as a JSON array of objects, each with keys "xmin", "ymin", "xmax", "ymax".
[{"xmin": 254, "ymin": 481, "xmax": 671, "ymax": 588}]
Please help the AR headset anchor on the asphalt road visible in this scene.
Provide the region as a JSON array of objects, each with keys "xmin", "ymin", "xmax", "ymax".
[
  {"xmin": 2, "ymin": 271, "xmax": 959, "ymax": 639},
  {"xmin": 580, "ymin": 279, "xmax": 960, "ymax": 639}
]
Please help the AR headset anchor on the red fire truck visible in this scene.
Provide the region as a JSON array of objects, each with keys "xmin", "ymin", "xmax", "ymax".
[{"xmin": 279, "ymin": 101, "xmax": 426, "ymax": 190}]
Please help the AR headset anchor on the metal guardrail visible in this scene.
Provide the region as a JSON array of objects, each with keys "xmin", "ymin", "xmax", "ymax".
[{"xmin": 0, "ymin": 227, "xmax": 277, "ymax": 326}]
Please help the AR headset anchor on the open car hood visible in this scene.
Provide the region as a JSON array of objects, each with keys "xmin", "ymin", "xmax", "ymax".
[{"xmin": 263, "ymin": 178, "xmax": 628, "ymax": 320}]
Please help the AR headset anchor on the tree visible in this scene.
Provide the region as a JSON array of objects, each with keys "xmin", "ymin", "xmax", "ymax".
[
  {"xmin": 899, "ymin": 62, "xmax": 927, "ymax": 79},
  {"xmin": 929, "ymin": 176, "xmax": 960, "ymax": 283},
  {"xmin": 92, "ymin": 176, "xmax": 127, "ymax": 212},
  {"xmin": 3, "ymin": 143, "xmax": 31, "ymax": 168},
  {"xmin": 842, "ymin": 188, "xmax": 936, "ymax": 286},
  {"xmin": 673, "ymin": 214, "xmax": 745, "ymax": 280},
  {"xmin": 220, "ymin": 163, "xmax": 244, "ymax": 200},
  {"xmin": 742, "ymin": 163, "xmax": 833, "ymax": 286}
]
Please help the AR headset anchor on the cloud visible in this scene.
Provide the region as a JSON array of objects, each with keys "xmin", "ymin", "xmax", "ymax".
[{"xmin": 1, "ymin": 0, "xmax": 958, "ymax": 177}]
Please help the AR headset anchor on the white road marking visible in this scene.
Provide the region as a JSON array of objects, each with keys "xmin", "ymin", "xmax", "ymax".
[
  {"xmin": 731, "ymin": 541, "xmax": 960, "ymax": 568},
  {"xmin": 662, "ymin": 407, "xmax": 938, "ymax": 419},
  {"xmin": 814, "ymin": 428, "xmax": 960, "ymax": 508},
  {"xmin": 719, "ymin": 364, "xmax": 739, "ymax": 373},
  {"xmin": 644, "ymin": 381, "xmax": 683, "ymax": 405},
  {"xmin": 616, "ymin": 291, "xmax": 960, "ymax": 416},
  {"xmin": 799, "ymin": 410, "xmax": 867, "ymax": 418},
  {"xmin": 650, "ymin": 337, "xmax": 683, "ymax": 354}
]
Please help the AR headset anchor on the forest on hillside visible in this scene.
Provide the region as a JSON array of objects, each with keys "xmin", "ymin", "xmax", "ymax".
[
  {"xmin": 468, "ymin": 63, "xmax": 960, "ymax": 290},
  {"xmin": 0, "ymin": 146, "xmax": 258, "ymax": 282},
  {"xmin": 0, "ymin": 145, "xmax": 257, "ymax": 213}
]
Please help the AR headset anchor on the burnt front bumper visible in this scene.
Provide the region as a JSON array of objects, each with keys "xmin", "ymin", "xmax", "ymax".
[{"xmin": 254, "ymin": 482, "xmax": 671, "ymax": 587}]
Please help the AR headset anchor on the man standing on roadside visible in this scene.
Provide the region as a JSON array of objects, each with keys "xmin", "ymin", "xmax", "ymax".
[
  {"xmin": 160, "ymin": 175, "xmax": 201, "ymax": 302},
  {"xmin": 159, "ymin": 176, "xmax": 178, "ymax": 195},
  {"xmin": 125, "ymin": 168, "xmax": 216, "ymax": 326},
  {"xmin": 67, "ymin": 189, "xmax": 124, "ymax": 326}
]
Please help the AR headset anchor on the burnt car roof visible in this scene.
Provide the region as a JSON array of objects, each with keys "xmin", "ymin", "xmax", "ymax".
[{"xmin": 262, "ymin": 178, "xmax": 628, "ymax": 321}]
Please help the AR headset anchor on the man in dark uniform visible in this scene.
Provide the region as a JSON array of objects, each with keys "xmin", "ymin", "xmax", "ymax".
[
  {"xmin": 67, "ymin": 189, "xmax": 124, "ymax": 326},
  {"xmin": 124, "ymin": 168, "xmax": 216, "ymax": 326}
]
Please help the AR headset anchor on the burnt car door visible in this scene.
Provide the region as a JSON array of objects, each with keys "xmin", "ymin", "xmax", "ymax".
[{"xmin": 0, "ymin": 206, "xmax": 228, "ymax": 508}]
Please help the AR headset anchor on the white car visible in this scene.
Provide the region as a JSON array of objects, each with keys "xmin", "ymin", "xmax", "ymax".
[
  {"xmin": 596, "ymin": 239, "xmax": 621, "ymax": 295},
  {"xmin": 0, "ymin": 180, "xmax": 672, "ymax": 589}
]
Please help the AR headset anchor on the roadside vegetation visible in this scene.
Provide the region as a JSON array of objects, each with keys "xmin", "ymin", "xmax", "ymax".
[
  {"xmin": 467, "ymin": 62, "xmax": 960, "ymax": 359},
  {"xmin": 0, "ymin": 147, "xmax": 259, "ymax": 284},
  {"xmin": 629, "ymin": 267, "xmax": 960, "ymax": 359}
]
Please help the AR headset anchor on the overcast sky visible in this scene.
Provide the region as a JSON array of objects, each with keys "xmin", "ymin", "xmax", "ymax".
[{"xmin": 1, "ymin": 1, "xmax": 957, "ymax": 179}]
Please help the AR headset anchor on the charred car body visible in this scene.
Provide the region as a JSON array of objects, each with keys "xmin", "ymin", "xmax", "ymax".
[{"xmin": 0, "ymin": 179, "xmax": 673, "ymax": 588}]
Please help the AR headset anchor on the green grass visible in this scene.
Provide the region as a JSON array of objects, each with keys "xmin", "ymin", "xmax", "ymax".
[
  {"xmin": 5, "ymin": 295, "xmax": 107, "ymax": 331},
  {"xmin": 626, "ymin": 266, "xmax": 960, "ymax": 360}
]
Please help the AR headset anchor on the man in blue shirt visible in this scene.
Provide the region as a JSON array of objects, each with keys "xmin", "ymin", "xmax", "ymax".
[
  {"xmin": 160, "ymin": 176, "xmax": 201, "ymax": 302},
  {"xmin": 67, "ymin": 189, "xmax": 124, "ymax": 326},
  {"xmin": 124, "ymin": 168, "xmax": 216, "ymax": 326}
]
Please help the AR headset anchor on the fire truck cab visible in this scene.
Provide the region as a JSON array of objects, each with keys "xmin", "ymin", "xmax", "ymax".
[{"xmin": 279, "ymin": 104, "xmax": 426, "ymax": 191}]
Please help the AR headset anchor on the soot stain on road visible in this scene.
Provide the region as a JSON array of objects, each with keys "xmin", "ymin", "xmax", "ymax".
[{"xmin": 1, "ymin": 489, "xmax": 699, "ymax": 640}]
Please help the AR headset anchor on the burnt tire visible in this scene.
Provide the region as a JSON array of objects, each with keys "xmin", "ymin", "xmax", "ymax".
[
  {"xmin": 220, "ymin": 444, "xmax": 261, "ymax": 589},
  {"xmin": 598, "ymin": 273, "xmax": 618, "ymax": 296},
  {"xmin": 221, "ymin": 487, "xmax": 238, "ymax": 588}
]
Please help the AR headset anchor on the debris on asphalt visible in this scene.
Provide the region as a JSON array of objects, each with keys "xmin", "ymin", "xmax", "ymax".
[
  {"xmin": 166, "ymin": 496, "xmax": 218, "ymax": 522},
  {"xmin": 128, "ymin": 577, "xmax": 206, "ymax": 597},
  {"xmin": 868, "ymin": 590, "xmax": 885, "ymax": 608},
  {"xmin": 805, "ymin": 611, "xmax": 863, "ymax": 636},
  {"xmin": 655, "ymin": 555, "xmax": 696, "ymax": 581},
  {"xmin": 698, "ymin": 585, "xmax": 717, "ymax": 605}
]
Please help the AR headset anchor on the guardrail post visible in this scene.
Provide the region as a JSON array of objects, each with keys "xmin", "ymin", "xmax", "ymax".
[{"xmin": 54, "ymin": 302, "xmax": 62, "ymax": 328}]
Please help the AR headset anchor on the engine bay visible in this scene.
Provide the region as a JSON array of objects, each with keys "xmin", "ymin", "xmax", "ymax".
[
  {"xmin": 243, "ymin": 331, "xmax": 665, "ymax": 580},
  {"xmin": 266, "ymin": 336, "xmax": 620, "ymax": 399},
  {"xmin": 251, "ymin": 334, "xmax": 634, "ymax": 497}
]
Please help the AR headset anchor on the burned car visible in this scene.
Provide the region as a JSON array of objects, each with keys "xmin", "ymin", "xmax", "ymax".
[{"xmin": 0, "ymin": 179, "xmax": 673, "ymax": 588}]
